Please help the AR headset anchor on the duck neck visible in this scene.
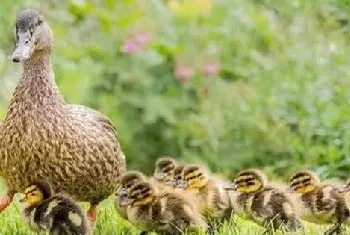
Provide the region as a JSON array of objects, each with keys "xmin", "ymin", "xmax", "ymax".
[{"xmin": 8, "ymin": 50, "xmax": 65, "ymax": 114}]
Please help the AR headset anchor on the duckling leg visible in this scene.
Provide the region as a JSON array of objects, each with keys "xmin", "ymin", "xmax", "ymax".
[
  {"xmin": 0, "ymin": 191, "xmax": 15, "ymax": 213},
  {"xmin": 324, "ymin": 223, "xmax": 342, "ymax": 235},
  {"xmin": 87, "ymin": 203, "xmax": 98, "ymax": 226}
]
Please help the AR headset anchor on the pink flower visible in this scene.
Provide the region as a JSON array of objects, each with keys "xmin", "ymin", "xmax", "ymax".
[
  {"xmin": 134, "ymin": 32, "xmax": 152, "ymax": 46},
  {"xmin": 202, "ymin": 61, "xmax": 220, "ymax": 77},
  {"xmin": 122, "ymin": 32, "xmax": 153, "ymax": 54},
  {"xmin": 122, "ymin": 41, "xmax": 140, "ymax": 54},
  {"xmin": 174, "ymin": 63, "xmax": 194, "ymax": 83}
]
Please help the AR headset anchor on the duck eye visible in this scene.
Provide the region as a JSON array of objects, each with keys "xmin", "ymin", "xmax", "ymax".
[{"xmin": 37, "ymin": 19, "xmax": 42, "ymax": 26}]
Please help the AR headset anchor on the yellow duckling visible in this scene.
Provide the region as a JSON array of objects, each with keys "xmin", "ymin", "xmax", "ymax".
[
  {"xmin": 20, "ymin": 180, "xmax": 89, "ymax": 235},
  {"xmin": 153, "ymin": 156, "xmax": 177, "ymax": 184},
  {"xmin": 165, "ymin": 164, "xmax": 186, "ymax": 188},
  {"xmin": 177, "ymin": 164, "xmax": 232, "ymax": 224},
  {"xmin": 289, "ymin": 170, "xmax": 350, "ymax": 234},
  {"xmin": 122, "ymin": 181, "xmax": 208, "ymax": 235},
  {"xmin": 115, "ymin": 171, "xmax": 148, "ymax": 220},
  {"xmin": 226, "ymin": 169, "xmax": 303, "ymax": 232}
]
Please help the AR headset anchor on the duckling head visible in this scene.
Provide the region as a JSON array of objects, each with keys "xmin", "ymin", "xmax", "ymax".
[
  {"xmin": 177, "ymin": 164, "xmax": 209, "ymax": 189},
  {"xmin": 226, "ymin": 169, "xmax": 267, "ymax": 194},
  {"xmin": 166, "ymin": 164, "xmax": 185, "ymax": 187},
  {"xmin": 154, "ymin": 157, "xmax": 177, "ymax": 182},
  {"xmin": 339, "ymin": 175, "xmax": 350, "ymax": 194},
  {"xmin": 289, "ymin": 170, "xmax": 320, "ymax": 194},
  {"xmin": 12, "ymin": 9, "xmax": 53, "ymax": 63},
  {"xmin": 116, "ymin": 171, "xmax": 147, "ymax": 196},
  {"xmin": 121, "ymin": 181, "xmax": 157, "ymax": 207},
  {"xmin": 20, "ymin": 180, "xmax": 52, "ymax": 208}
]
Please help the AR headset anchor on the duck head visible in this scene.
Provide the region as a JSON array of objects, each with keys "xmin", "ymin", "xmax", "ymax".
[
  {"xmin": 153, "ymin": 156, "xmax": 177, "ymax": 183},
  {"xmin": 289, "ymin": 170, "xmax": 320, "ymax": 194},
  {"xmin": 20, "ymin": 180, "xmax": 53, "ymax": 208},
  {"xmin": 116, "ymin": 171, "xmax": 147, "ymax": 197},
  {"xmin": 121, "ymin": 181, "xmax": 157, "ymax": 207},
  {"xmin": 339, "ymin": 176, "xmax": 350, "ymax": 194},
  {"xmin": 166, "ymin": 164, "xmax": 185, "ymax": 187},
  {"xmin": 177, "ymin": 164, "xmax": 209, "ymax": 189},
  {"xmin": 12, "ymin": 9, "xmax": 53, "ymax": 63},
  {"xmin": 225, "ymin": 169, "xmax": 267, "ymax": 194}
]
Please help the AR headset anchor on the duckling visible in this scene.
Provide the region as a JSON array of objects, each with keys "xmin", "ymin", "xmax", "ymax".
[
  {"xmin": 20, "ymin": 180, "xmax": 89, "ymax": 235},
  {"xmin": 176, "ymin": 164, "xmax": 232, "ymax": 224},
  {"xmin": 153, "ymin": 157, "xmax": 177, "ymax": 184},
  {"xmin": 226, "ymin": 169, "xmax": 303, "ymax": 233},
  {"xmin": 166, "ymin": 164, "xmax": 185, "ymax": 188},
  {"xmin": 122, "ymin": 181, "xmax": 208, "ymax": 235},
  {"xmin": 115, "ymin": 171, "xmax": 148, "ymax": 220},
  {"xmin": 289, "ymin": 170, "xmax": 350, "ymax": 235},
  {"xmin": 0, "ymin": 9, "xmax": 126, "ymax": 225},
  {"xmin": 339, "ymin": 176, "xmax": 350, "ymax": 209}
]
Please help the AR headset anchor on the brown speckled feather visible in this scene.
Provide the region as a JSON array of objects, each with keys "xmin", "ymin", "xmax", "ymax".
[
  {"xmin": 23, "ymin": 194, "xmax": 89, "ymax": 235},
  {"xmin": 300, "ymin": 185, "xmax": 350, "ymax": 224},
  {"xmin": 0, "ymin": 42, "xmax": 126, "ymax": 203}
]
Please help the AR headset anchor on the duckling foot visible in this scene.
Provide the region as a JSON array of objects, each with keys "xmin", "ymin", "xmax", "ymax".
[
  {"xmin": 87, "ymin": 205, "xmax": 98, "ymax": 227},
  {"xmin": 0, "ymin": 191, "xmax": 14, "ymax": 213},
  {"xmin": 325, "ymin": 224, "xmax": 343, "ymax": 235}
]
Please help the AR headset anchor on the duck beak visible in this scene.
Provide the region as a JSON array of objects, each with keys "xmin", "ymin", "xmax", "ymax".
[
  {"xmin": 224, "ymin": 183, "xmax": 237, "ymax": 191},
  {"xmin": 286, "ymin": 186, "xmax": 294, "ymax": 193},
  {"xmin": 116, "ymin": 188, "xmax": 128, "ymax": 197},
  {"xmin": 176, "ymin": 180, "xmax": 188, "ymax": 189},
  {"xmin": 339, "ymin": 184, "xmax": 350, "ymax": 194},
  {"xmin": 19, "ymin": 196, "xmax": 25, "ymax": 203},
  {"xmin": 12, "ymin": 31, "xmax": 34, "ymax": 63},
  {"xmin": 165, "ymin": 179, "xmax": 177, "ymax": 187},
  {"xmin": 154, "ymin": 172, "xmax": 165, "ymax": 180},
  {"xmin": 119, "ymin": 197, "xmax": 132, "ymax": 206}
]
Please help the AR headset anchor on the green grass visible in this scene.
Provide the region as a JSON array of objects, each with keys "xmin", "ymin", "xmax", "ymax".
[{"xmin": 0, "ymin": 187, "xmax": 347, "ymax": 235}]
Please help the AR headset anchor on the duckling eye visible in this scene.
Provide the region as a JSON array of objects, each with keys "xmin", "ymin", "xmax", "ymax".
[{"xmin": 36, "ymin": 19, "xmax": 42, "ymax": 26}]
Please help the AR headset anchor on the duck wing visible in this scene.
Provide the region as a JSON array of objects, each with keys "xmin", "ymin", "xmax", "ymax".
[{"xmin": 66, "ymin": 104, "xmax": 119, "ymax": 139}]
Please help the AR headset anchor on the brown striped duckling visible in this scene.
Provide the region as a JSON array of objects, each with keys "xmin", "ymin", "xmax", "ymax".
[
  {"xmin": 20, "ymin": 180, "xmax": 89, "ymax": 235},
  {"xmin": 165, "ymin": 164, "xmax": 186, "ymax": 188},
  {"xmin": 226, "ymin": 169, "xmax": 303, "ymax": 233},
  {"xmin": 339, "ymin": 175, "xmax": 350, "ymax": 209},
  {"xmin": 176, "ymin": 164, "xmax": 232, "ymax": 224},
  {"xmin": 122, "ymin": 181, "xmax": 208, "ymax": 235},
  {"xmin": 289, "ymin": 170, "xmax": 350, "ymax": 235},
  {"xmin": 153, "ymin": 157, "xmax": 177, "ymax": 184},
  {"xmin": 115, "ymin": 171, "xmax": 148, "ymax": 220}
]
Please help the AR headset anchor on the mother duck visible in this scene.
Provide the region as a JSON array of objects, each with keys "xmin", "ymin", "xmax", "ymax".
[{"xmin": 0, "ymin": 9, "xmax": 126, "ymax": 225}]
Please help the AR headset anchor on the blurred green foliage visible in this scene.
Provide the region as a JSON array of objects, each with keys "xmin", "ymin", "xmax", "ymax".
[{"xmin": 1, "ymin": 0, "xmax": 350, "ymax": 180}]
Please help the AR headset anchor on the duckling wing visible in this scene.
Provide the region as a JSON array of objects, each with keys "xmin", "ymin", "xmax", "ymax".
[{"xmin": 44, "ymin": 195, "xmax": 88, "ymax": 235}]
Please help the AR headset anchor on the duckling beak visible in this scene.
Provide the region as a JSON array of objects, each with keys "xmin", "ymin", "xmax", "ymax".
[
  {"xmin": 339, "ymin": 184, "xmax": 350, "ymax": 194},
  {"xmin": 116, "ymin": 188, "xmax": 128, "ymax": 197},
  {"xmin": 224, "ymin": 183, "xmax": 237, "ymax": 191},
  {"xmin": 176, "ymin": 180, "xmax": 188, "ymax": 189},
  {"xmin": 286, "ymin": 186, "xmax": 294, "ymax": 193},
  {"xmin": 165, "ymin": 179, "xmax": 177, "ymax": 187},
  {"xmin": 154, "ymin": 172, "xmax": 165, "ymax": 180},
  {"xmin": 19, "ymin": 196, "xmax": 25, "ymax": 203},
  {"xmin": 119, "ymin": 197, "xmax": 132, "ymax": 206},
  {"xmin": 12, "ymin": 31, "xmax": 34, "ymax": 63}
]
